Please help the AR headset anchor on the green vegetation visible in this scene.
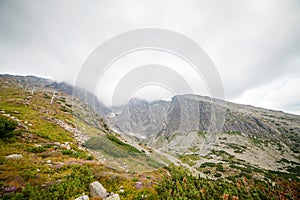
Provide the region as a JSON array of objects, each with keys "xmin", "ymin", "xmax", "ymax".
[
  {"xmin": 106, "ymin": 133, "xmax": 141, "ymax": 153},
  {"xmin": 0, "ymin": 116, "xmax": 17, "ymax": 139},
  {"xmin": 225, "ymin": 131, "xmax": 242, "ymax": 135},
  {"xmin": 132, "ymin": 177, "xmax": 139, "ymax": 182},
  {"xmin": 200, "ymin": 162, "xmax": 216, "ymax": 168},
  {"xmin": 216, "ymin": 164, "xmax": 225, "ymax": 172},
  {"xmin": 211, "ymin": 149, "xmax": 234, "ymax": 160},
  {"xmin": 265, "ymin": 169, "xmax": 300, "ymax": 181},
  {"xmin": 197, "ymin": 131, "xmax": 206, "ymax": 137},
  {"xmin": 84, "ymin": 135, "xmax": 163, "ymax": 172},
  {"xmin": 226, "ymin": 143, "xmax": 247, "ymax": 153},
  {"xmin": 156, "ymin": 166, "xmax": 300, "ymax": 199},
  {"xmin": 43, "ymin": 93, "xmax": 51, "ymax": 99},
  {"xmin": 59, "ymin": 105, "xmax": 71, "ymax": 113},
  {"xmin": 85, "ymin": 135, "xmax": 138, "ymax": 158},
  {"xmin": 179, "ymin": 154, "xmax": 199, "ymax": 166},
  {"xmin": 250, "ymin": 137, "xmax": 268, "ymax": 147},
  {"xmin": 27, "ymin": 146, "xmax": 48, "ymax": 153},
  {"xmin": 3, "ymin": 165, "xmax": 94, "ymax": 200},
  {"xmin": 61, "ymin": 149, "xmax": 91, "ymax": 160}
]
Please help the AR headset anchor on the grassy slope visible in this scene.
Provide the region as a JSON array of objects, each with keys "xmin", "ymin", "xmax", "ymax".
[{"xmin": 0, "ymin": 83, "xmax": 162, "ymax": 199}]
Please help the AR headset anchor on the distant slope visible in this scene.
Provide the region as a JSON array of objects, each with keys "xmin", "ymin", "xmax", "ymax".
[
  {"xmin": 108, "ymin": 94, "xmax": 300, "ymax": 179},
  {"xmin": 109, "ymin": 94, "xmax": 300, "ymax": 152}
]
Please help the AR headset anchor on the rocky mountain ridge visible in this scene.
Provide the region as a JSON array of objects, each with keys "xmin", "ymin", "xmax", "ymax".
[
  {"xmin": 1, "ymin": 74, "xmax": 299, "ymax": 182},
  {"xmin": 109, "ymin": 95, "xmax": 300, "ymax": 152}
]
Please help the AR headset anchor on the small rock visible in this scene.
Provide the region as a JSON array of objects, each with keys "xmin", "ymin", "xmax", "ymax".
[
  {"xmin": 47, "ymin": 160, "xmax": 52, "ymax": 164},
  {"xmin": 5, "ymin": 154, "xmax": 23, "ymax": 159},
  {"xmin": 135, "ymin": 182, "xmax": 143, "ymax": 190},
  {"xmin": 37, "ymin": 168, "xmax": 40, "ymax": 172},
  {"xmin": 5, "ymin": 186, "xmax": 17, "ymax": 192},
  {"xmin": 119, "ymin": 186, "xmax": 125, "ymax": 193},
  {"xmin": 17, "ymin": 123, "xmax": 28, "ymax": 130},
  {"xmin": 272, "ymin": 182, "xmax": 276, "ymax": 187},
  {"xmin": 89, "ymin": 181, "xmax": 107, "ymax": 198},
  {"xmin": 66, "ymin": 144, "xmax": 71, "ymax": 150},
  {"xmin": 61, "ymin": 142, "xmax": 71, "ymax": 150},
  {"xmin": 13, "ymin": 111, "xmax": 20, "ymax": 114},
  {"xmin": 106, "ymin": 194, "xmax": 120, "ymax": 200},
  {"xmin": 74, "ymin": 195, "xmax": 89, "ymax": 200},
  {"xmin": 54, "ymin": 142, "xmax": 60, "ymax": 146}
]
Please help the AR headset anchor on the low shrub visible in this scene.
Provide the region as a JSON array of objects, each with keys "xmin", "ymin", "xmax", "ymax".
[
  {"xmin": 0, "ymin": 116, "xmax": 17, "ymax": 138},
  {"xmin": 4, "ymin": 165, "xmax": 94, "ymax": 199}
]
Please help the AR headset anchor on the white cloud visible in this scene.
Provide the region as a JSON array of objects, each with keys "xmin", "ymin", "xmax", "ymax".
[
  {"xmin": 0, "ymin": 0, "xmax": 299, "ymax": 114},
  {"xmin": 233, "ymin": 78, "xmax": 300, "ymax": 115}
]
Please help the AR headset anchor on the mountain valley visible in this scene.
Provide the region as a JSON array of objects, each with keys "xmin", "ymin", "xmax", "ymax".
[{"xmin": 0, "ymin": 74, "xmax": 299, "ymax": 199}]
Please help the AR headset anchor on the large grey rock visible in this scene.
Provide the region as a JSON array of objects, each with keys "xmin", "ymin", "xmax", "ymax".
[
  {"xmin": 89, "ymin": 181, "xmax": 107, "ymax": 198},
  {"xmin": 74, "ymin": 195, "xmax": 89, "ymax": 200},
  {"xmin": 106, "ymin": 194, "xmax": 120, "ymax": 200},
  {"xmin": 5, "ymin": 154, "xmax": 23, "ymax": 159}
]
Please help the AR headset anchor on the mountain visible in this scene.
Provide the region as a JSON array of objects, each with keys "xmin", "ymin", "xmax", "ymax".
[
  {"xmin": 0, "ymin": 74, "xmax": 299, "ymax": 199},
  {"xmin": 46, "ymin": 81, "xmax": 111, "ymax": 116},
  {"xmin": 108, "ymin": 93, "xmax": 300, "ymax": 177},
  {"xmin": 109, "ymin": 94, "xmax": 299, "ymax": 150}
]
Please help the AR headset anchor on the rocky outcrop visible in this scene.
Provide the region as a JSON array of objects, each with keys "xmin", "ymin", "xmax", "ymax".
[
  {"xmin": 89, "ymin": 181, "xmax": 107, "ymax": 199},
  {"xmin": 75, "ymin": 181, "xmax": 120, "ymax": 200},
  {"xmin": 108, "ymin": 94, "xmax": 300, "ymax": 154},
  {"xmin": 111, "ymin": 99, "xmax": 169, "ymax": 138}
]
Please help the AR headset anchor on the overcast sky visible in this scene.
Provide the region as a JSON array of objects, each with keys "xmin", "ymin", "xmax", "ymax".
[{"xmin": 0, "ymin": 0, "xmax": 299, "ymax": 114}]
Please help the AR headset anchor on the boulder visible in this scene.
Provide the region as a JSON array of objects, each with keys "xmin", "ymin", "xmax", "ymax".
[
  {"xmin": 5, "ymin": 154, "xmax": 23, "ymax": 159},
  {"xmin": 89, "ymin": 181, "xmax": 107, "ymax": 198},
  {"xmin": 74, "ymin": 195, "xmax": 89, "ymax": 200},
  {"xmin": 106, "ymin": 194, "xmax": 120, "ymax": 200}
]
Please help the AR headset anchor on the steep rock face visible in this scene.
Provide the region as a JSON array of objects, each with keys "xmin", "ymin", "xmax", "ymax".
[
  {"xmin": 108, "ymin": 94, "xmax": 300, "ymax": 154},
  {"xmin": 128, "ymin": 99, "xmax": 151, "ymax": 131},
  {"xmin": 111, "ymin": 99, "xmax": 169, "ymax": 137},
  {"xmin": 109, "ymin": 95, "xmax": 282, "ymax": 139},
  {"xmin": 165, "ymin": 96, "xmax": 226, "ymax": 136}
]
